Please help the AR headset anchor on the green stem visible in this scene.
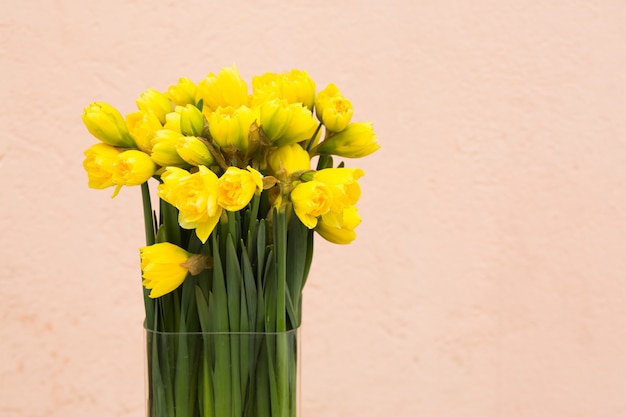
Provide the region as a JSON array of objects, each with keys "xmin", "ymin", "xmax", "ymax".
[
  {"xmin": 305, "ymin": 122, "xmax": 323, "ymax": 152},
  {"xmin": 141, "ymin": 182, "xmax": 155, "ymax": 246},
  {"xmin": 274, "ymin": 208, "xmax": 289, "ymax": 415},
  {"xmin": 274, "ymin": 208, "xmax": 287, "ymax": 332},
  {"xmin": 141, "ymin": 182, "xmax": 155, "ymax": 328}
]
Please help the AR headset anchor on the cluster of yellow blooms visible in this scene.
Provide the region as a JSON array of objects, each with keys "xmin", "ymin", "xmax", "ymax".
[{"xmin": 82, "ymin": 66, "xmax": 378, "ymax": 298}]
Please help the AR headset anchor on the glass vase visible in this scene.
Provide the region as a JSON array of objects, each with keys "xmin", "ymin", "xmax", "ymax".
[{"xmin": 145, "ymin": 327, "xmax": 300, "ymax": 417}]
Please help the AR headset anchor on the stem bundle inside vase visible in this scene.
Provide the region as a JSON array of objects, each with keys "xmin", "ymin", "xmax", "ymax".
[
  {"xmin": 80, "ymin": 66, "xmax": 379, "ymax": 417},
  {"xmin": 144, "ymin": 190, "xmax": 309, "ymax": 416}
]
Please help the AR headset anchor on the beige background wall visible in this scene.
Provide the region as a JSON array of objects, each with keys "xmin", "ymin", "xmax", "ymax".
[{"xmin": 3, "ymin": 1, "xmax": 626, "ymax": 416}]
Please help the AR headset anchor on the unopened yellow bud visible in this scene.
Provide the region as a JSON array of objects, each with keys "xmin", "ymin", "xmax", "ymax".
[
  {"xmin": 163, "ymin": 110, "xmax": 182, "ymax": 133},
  {"xmin": 82, "ymin": 102, "xmax": 136, "ymax": 148},
  {"xmin": 196, "ymin": 66, "xmax": 248, "ymax": 114},
  {"xmin": 314, "ymin": 83, "xmax": 340, "ymax": 120},
  {"xmin": 111, "ymin": 150, "xmax": 156, "ymax": 197},
  {"xmin": 317, "ymin": 122, "xmax": 379, "ymax": 158},
  {"xmin": 176, "ymin": 136, "xmax": 215, "ymax": 166},
  {"xmin": 180, "ymin": 104, "xmax": 205, "ymax": 137},
  {"xmin": 267, "ymin": 143, "xmax": 311, "ymax": 176},
  {"xmin": 259, "ymin": 100, "xmax": 318, "ymax": 147},
  {"xmin": 166, "ymin": 77, "xmax": 197, "ymax": 107},
  {"xmin": 150, "ymin": 129, "xmax": 188, "ymax": 167},
  {"xmin": 112, "ymin": 150, "xmax": 156, "ymax": 186},
  {"xmin": 208, "ymin": 105, "xmax": 257, "ymax": 152},
  {"xmin": 136, "ymin": 88, "xmax": 172, "ymax": 124},
  {"xmin": 252, "ymin": 69, "xmax": 316, "ymax": 110}
]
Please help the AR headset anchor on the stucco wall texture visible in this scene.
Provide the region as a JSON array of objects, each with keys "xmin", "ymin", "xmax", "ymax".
[{"xmin": 2, "ymin": 1, "xmax": 626, "ymax": 416}]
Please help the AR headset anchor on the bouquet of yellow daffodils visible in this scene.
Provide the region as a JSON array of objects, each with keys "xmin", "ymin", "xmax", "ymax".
[{"xmin": 81, "ymin": 66, "xmax": 378, "ymax": 417}]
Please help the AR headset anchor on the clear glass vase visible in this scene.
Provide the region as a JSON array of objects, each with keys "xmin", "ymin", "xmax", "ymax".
[{"xmin": 145, "ymin": 327, "xmax": 300, "ymax": 417}]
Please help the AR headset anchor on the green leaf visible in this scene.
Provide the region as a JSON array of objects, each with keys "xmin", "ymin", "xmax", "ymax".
[
  {"xmin": 195, "ymin": 285, "xmax": 210, "ymax": 333},
  {"xmin": 285, "ymin": 212, "xmax": 310, "ymax": 327},
  {"xmin": 225, "ymin": 236, "xmax": 243, "ymax": 416},
  {"xmin": 240, "ymin": 243, "xmax": 257, "ymax": 333},
  {"xmin": 256, "ymin": 220, "xmax": 267, "ymax": 281},
  {"xmin": 210, "ymin": 233, "xmax": 232, "ymax": 417},
  {"xmin": 225, "ymin": 236, "xmax": 242, "ymax": 332}
]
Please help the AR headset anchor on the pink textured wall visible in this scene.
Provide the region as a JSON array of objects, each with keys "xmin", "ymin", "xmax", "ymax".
[{"xmin": 3, "ymin": 1, "xmax": 626, "ymax": 416}]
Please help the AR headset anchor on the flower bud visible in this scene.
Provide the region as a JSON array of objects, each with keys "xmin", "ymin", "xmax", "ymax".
[
  {"xmin": 316, "ymin": 122, "xmax": 379, "ymax": 158},
  {"xmin": 259, "ymin": 99, "xmax": 318, "ymax": 147},
  {"xmin": 176, "ymin": 136, "xmax": 215, "ymax": 166},
  {"xmin": 136, "ymin": 88, "xmax": 172, "ymax": 124},
  {"xmin": 150, "ymin": 129, "xmax": 188, "ymax": 167},
  {"xmin": 112, "ymin": 150, "xmax": 156, "ymax": 186},
  {"xmin": 252, "ymin": 69, "xmax": 316, "ymax": 110},
  {"xmin": 208, "ymin": 105, "xmax": 257, "ymax": 152},
  {"xmin": 315, "ymin": 83, "xmax": 340, "ymax": 120},
  {"xmin": 180, "ymin": 104, "xmax": 205, "ymax": 137},
  {"xmin": 196, "ymin": 66, "xmax": 248, "ymax": 114},
  {"xmin": 163, "ymin": 109, "xmax": 182, "ymax": 133},
  {"xmin": 82, "ymin": 143, "xmax": 121, "ymax": 189},
  {"xmin": 267, "ymin": 143, "xmax": 311, "ymax": 176},
  {"xmin": 166, "ymin": 77, "xmax": 197, "ymax": 107},
  {"xmin": 82, "ymin": 102, "xmax": 136, "ymax": 148}
]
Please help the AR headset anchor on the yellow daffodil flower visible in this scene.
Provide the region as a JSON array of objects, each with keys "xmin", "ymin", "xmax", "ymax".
[
  {"xmin": 321, "ymin": 96, "xmax": 353, "ymax": 132},
  {"xmin": 82, "ymin": 143, "xmax": 121, "ymax": 189},
  {"xmin": 208, "ymin": 105, "xmax": 257, "ymax": 152},
  {"xmin": 196, "ymin": 66, "xmax": 249, "ymax": 115},
  {"xmin": 252, "ymin": 69, "xmax": 316, "ymax": 110},
  {"xmin": 140, "ymin": 242, "xmax": 191, "ymax": 298},
  {"xmin": 267, "ymin": 143, "xmax": 311, "ymax": 176},
  {"xmin": 176, "ymin": 136, "xmax": 215, "ymax": 167},
  {"xmin": 258, "ymin": 99, "xmax": 318, "ymax": 147},
  {"xmin": 180, "ymin": 104, "xmax": 205, "ymax": 137},
  {"xmin": 316, "ymin": 122, "xmax": 379, "ymax": 158},
  {"xmin": 126, "ymin": 110, "xmax": 162, "ymax": 153},
  {"xmin": 315, "ymin": 206, "xmax": 361, "ymax": 244},
  {"xmin": 158, "ymin": 166, "xmax": 223, "ymax": 243},
  {"xmin": 140, "ymin": 242, "xmax": 212, "ymax": 298},
  {"xmin": 290, "ymin": 180, "xmax": 333, "ymax": 228},
  {"xmin": 314, "ymin": 83, "xmax": 340, "ymax": 120},
  {"xmin": 136, "ymin": 88, "xmax": 172, "ymax": 124},
  {"xmin": 166, "ymin": 77, "xmax": 197, "ymax": 107},
  {"xmin": 82, "ymin": 102, "xmax": 136, "ymax": 148},
  {"xmin": 216, "ymin": 166, "xmax": 263, "ymax": 211},
  {"xmin": 313, "ymin": 167, "xmax": 364, "ymax": 212},
  {"xmin": 110, "ymin": 150, "xmax": 156, "ymax": 197},
  {"xmin": 315, "ymin": 84, "xmax": 353, "ymax": 132},
  {"xmin": 150, "ymin": 129, "xmax": 188, "ymax": 167}
]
